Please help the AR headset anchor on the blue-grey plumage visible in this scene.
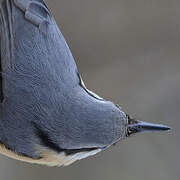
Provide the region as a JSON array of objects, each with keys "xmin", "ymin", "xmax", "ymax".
[{"xmin": 0, "ymin": 0, "xmax": 170, "ymax": 166}]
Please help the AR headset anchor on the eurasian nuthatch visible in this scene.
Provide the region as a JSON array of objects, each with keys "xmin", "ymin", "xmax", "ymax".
[{"xmin": 0, "ymin": 0, "xmax": 170, "ymax": 166}]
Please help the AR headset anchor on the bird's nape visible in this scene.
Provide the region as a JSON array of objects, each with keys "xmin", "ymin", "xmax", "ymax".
[{"xmin": 126, "ymin": 115, "xmax": 171, "ymax": 136}]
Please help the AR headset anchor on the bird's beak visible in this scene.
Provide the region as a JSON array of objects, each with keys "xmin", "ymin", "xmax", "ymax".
[{"xmin": 127, "ymin": 117, "xmax": 171, "ymax": 136}]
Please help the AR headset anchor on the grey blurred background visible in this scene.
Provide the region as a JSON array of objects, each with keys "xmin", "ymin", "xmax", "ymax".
[{"xmin": 0, "ymin": 0, "xmax": 178, "ymax": 179}]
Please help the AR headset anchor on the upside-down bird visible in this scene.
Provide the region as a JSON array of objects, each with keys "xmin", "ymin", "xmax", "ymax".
[{"xmin": 0, "ymin": 0, "xmax": 170, "ymax": 166}]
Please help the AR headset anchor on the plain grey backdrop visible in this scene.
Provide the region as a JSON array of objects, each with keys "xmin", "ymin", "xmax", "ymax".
[{"xmin": 0, "ymin": 0, "xmax": 178, "ymax": 179}]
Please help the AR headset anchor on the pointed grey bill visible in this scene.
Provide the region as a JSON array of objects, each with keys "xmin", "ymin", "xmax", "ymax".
[{"xmin": 127, "ymin": 120, "xmax": 171, "ymax": 135}]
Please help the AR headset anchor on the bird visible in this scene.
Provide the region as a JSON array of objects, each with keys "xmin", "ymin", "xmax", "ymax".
[{"xmin": 0, "ymin": 0, "xmax": 170, "ymax": 167}]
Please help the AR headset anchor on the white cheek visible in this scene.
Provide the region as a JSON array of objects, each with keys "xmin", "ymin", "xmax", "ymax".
[
  {"xmin": 32, "ymin": 146, "xmax": 102, "ymax": 167},
  {"xmin": 63, "ymin": 149, "xmax": 102, "ymax": 166},
  {"xmin": 0, "ymin": 143, "xmax": 102, "ymax": 167}
]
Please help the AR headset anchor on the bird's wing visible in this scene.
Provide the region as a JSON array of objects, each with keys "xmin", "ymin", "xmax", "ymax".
[
  {"xmin": 14, "ymin": 0, "xmax": 50, "ymax": 33},
  {"xmin": 0, "ymin": 0, "xmax": 82, "ymax": 158},
  {"xmin": 0, "ymin": 0, "xmax": 80, "ymax": 101}
]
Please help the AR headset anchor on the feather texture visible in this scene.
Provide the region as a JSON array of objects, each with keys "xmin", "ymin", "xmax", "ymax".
[{"xmin": 0, "ymin": 0, "xmax": 127, "ymax": 166}]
